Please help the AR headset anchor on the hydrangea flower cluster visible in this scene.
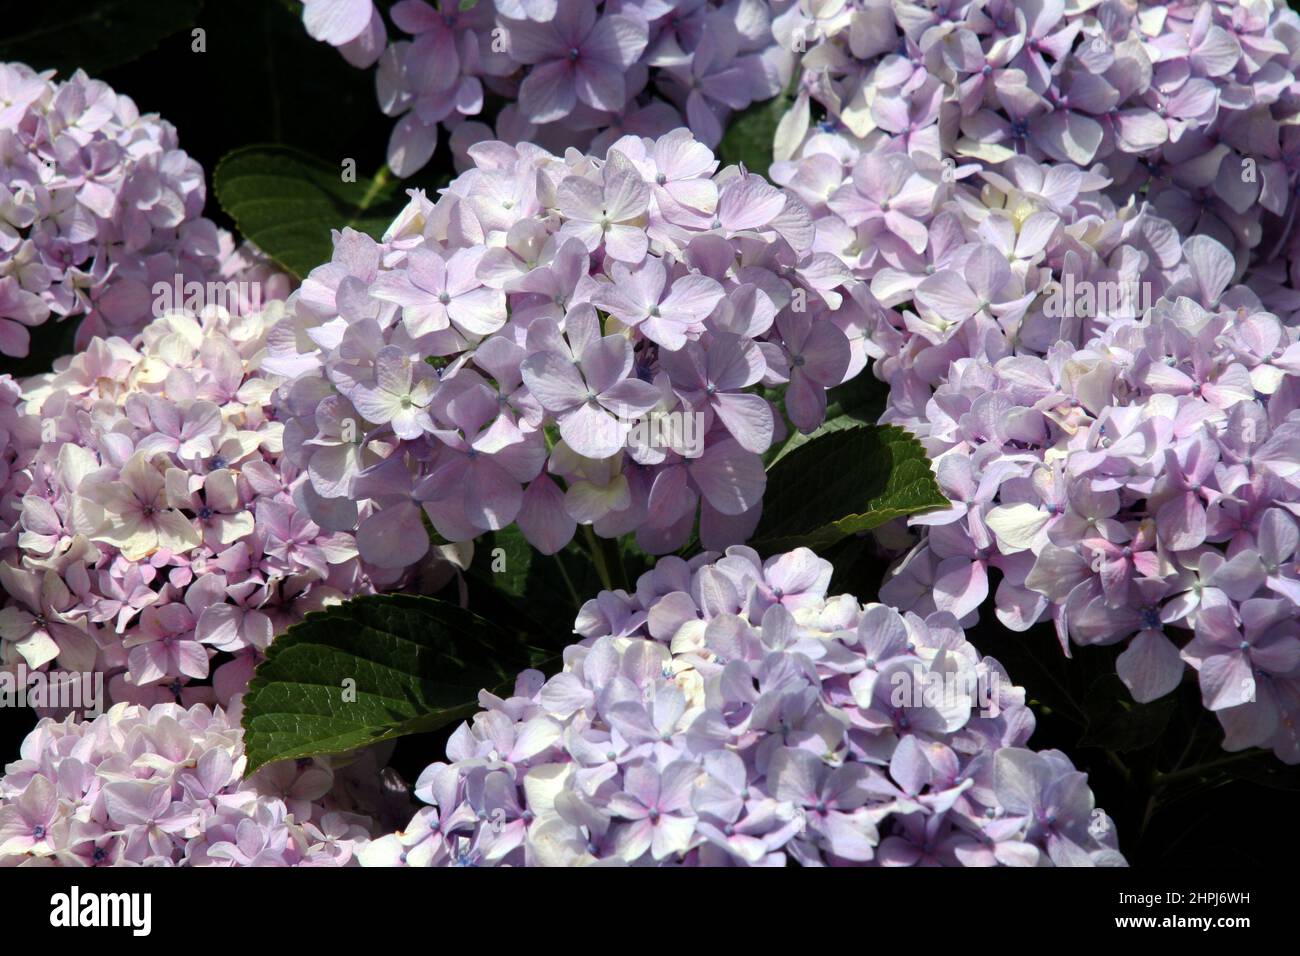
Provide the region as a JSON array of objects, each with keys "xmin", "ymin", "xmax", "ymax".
[
  {"xmin": 784, "ymin": 145, "xmax": 1300, "ymax": 761},
  {"xmin": 299, "ymin": 0, "xmax": 793, "ymax": 175},
  {"xmin": 267, "ymin": 128, "xmax": 867, "ymax": 568},
  {"xmin": 755, "ymin": 1, "xmax": 1300, "ymax": 762},
  {"xmin": 0, "ymin": 62, "xmax": 226, "ymax": 356},
  {"xmin": 358, "ymin": 546, "xmax": 1123, "ymax": 866},
  {"xmin": 0, "ymin": 701, "xmax": 375, "ymax": 866},
  {"xmin": 0, "ymin": 297, "xmax": 442, "ymax": 709},
  {"xmin": 770, "ymin": 0, "xmax": 1300, "ymax": 273}
]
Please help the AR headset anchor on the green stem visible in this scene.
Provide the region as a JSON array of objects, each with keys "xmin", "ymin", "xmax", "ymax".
[
  {"xmin": 349, "ymin": 166, "xmax": 392, "ymax": 228},
  {"xmin": 1154, "ymin": 752, "xmax": 1258, "ymax": 788},
  {"xmin": 1104, "ymin": 751, "xmax": 1132, "ymax": 784},
  {"xmin": 582, "ymin": 526, "xmax": 629, "ymax": 593},
  {"xmin": 582, "ymin": 526, "xmax": 615, "ymax": 592},
  {"xmin": 551, "ymin": 549, "xmax": 582, "ymax": 610}
]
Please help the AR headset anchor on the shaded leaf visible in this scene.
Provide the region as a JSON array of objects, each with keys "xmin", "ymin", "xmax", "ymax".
[
  {"xmin": 717, "ymin": 84, "xmax": 796, "ymax": 180},
  {"xmin": 464, "ymin": 526, "xmax": 647, "ymax": 632},
  {"xmin": 213, "ymin": 144, "xmax": 408, "ymax": 278},
  {"xmin": 240, "ymin": 594, "xmax": 554, "ymax": 773},
  {"xmin": 752, "ymin": 424, "xmax": 947, "ymax": 553},
  {"xmin": 0, "ymin": 0, "xmax": 201, "ymax": 75},
  {"xmin": 1079, "ymin": 674, "xmax": 1178, "ymax": 753}
]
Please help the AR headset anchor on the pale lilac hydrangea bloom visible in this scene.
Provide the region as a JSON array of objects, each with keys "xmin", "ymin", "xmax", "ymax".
[
  {"xmin": 0, "ymin": 296, "xmax": 458, "ymax": 709},
  {"xmin": 268, "ymin": 129, "xmax": 864, "ymax": 569},
  {"xmin": 838, "ymin": 158, "xmax": 1300, "ymax": 763},
  {"xmin": 357, "ymin": 547, "xmax": 1124, "ymax": 866},
  {"xmin": 0, "ymin": 701, "xmax": 374, "ymax": 866},
  {"xmin": 770, "ymin": 0, "xmax": 1300, "ymax": 273},
  {"xmin": 0, "ymin": 62, "xmax": 226, "ymax": 356},
  {"xmin": 301, "ymin": 0, "xmax": 795, "ymax": 175},
  {"xmin": 761, "ymin": 5, "xmax": 1300, "ymax": 760}
]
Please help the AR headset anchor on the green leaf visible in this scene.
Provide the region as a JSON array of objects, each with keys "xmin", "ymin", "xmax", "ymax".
[
  {"xmin": 240, "ymin": 594, "xmax": 555, "ymax": 773},
  {"xmin": 463, "ymin": 526, "xmax": 648, "ymax": 633},
  {"xmin": 751, "ymin": 423, "xmax": 947, "ymax": 553},
  {"xmin": 1079, "ymin": 675, "xmax": 1178, "ymax": 753},
  {"xmin": 766, "ymin": 375, "xmax": 888, "ymax": 466},
  {"xmin": 717, "ymin": 83, "xmax": 796, "ymax": 180},
  {"xmin": 1216, "ymin": 753, "xmax": 1300, "ymax": 792},
  {"xmin": 0, "ymin": 0, "xmax": 201, "ymax": 75},
  {"xmin": 213, "ymin": 145, "xmax": 409, "ymax": 279},
  {"xmin": 823, "ymin": 373, "xmax": 889, "ymax": 426}
]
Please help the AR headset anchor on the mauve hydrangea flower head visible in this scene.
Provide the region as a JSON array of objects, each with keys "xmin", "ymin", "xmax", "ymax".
[
  {"xmin": 770, "ymin": 0, "xmax": 1299, "ymax": 273},
  {"xmin": 0, "ymin": 701, "xmax": 375, "ymax": 866},
  {"xmin": 751, "ymin": 7, "xmax": 1300, "ymax": 763},
  {"xmin": 0, "ymin": 62, "xmax": 227, "ymax": 357},
  {"xmin": 356, "ymin": 547, "xmax": 1124, "ymax": 866},
  {"xmin": 0, "ymin": 289, "xmax": 459, "ymax": 710},
  {"xmin": 855, "ymin": 172, "xmax": 1300, "ymax": 762},
  {"xmin": 268, "ymin": 129, "xmax": 863, "ymax": 570},
  {"xmin": 302, "ymin": 0, "xmax": 794, "ymax": 175}
]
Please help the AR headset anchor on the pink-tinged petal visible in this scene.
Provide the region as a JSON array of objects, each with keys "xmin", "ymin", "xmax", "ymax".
[
  {"xmin": 339, "ymin": 9, "xmax": 387, "ymax": 68},
  {"xmin": 600, "ymin": 378, "xmax": 661, "ymax": 418},
  {"xmin": 1191, "ymin": 26, "xmax": 1242, "ymax": 77},
  {"xmin": 797, "ymin": 321, "xmax": 851, "ymax": 385},
  {"xmin": 177, "ymin": 641, "xmax": 211, "ymax": 679},
  {"xmin": 1035, "ymin": 111, "xmax": 1103, "ymax": 165},
  {"xmin": 639, "ymin": 312, "xmax": 692, "ymax": 351},
  {"xmin": 390, "ymin": 0, "xmax": 439, "ymax": 32},
  {"xmin": 0, "ymin": 317, "xmax": 30, "ymax": 356},
  {"xmin": 1156, "ymin": 491, "xmax": 1206, "ymax": 551},
  {"xmin": 195, "ymin": 604, "xmax": 242, "ymax": 650},
  {"xmin": 303, "ymin": 0, "xmax": 374, "ymax": 45},
  {"xmin": 519, "ymin": 60, "xmax": 577, "ymax": 124},
  {"xmin": 698, "ymin": 499, "xmax": 759, "ymax": 551},
  {"xmin": 1117, "ymin": 631, "xmax": 1185, "ymax": 703},
  {"xmin": 718, "ymin": 176, "xmax": 786, "ymax": 231},
  {"xmin": 357, "ymin": 501, "xmax": 430, "ymax": 569},
  {"xmin": 1181, "ymin": 234, "xmax": 1234, "ymax": 306},
  {"xmin": 645, "ymin": 464, "xmax": 693, "ymax": 525},
  {"xmin": 580, "ymin": 334, "xmax": 633, "ymax": 394},
  {"xmin": 573, "ymin": 59, "xmax": 625, "ymax": 113},
  {"xmin": 1216, "ymin": 695, "xmax": 1277, "ymax": 753},
  {"xmin": 128, "ymin": 643, "xmax": 171, "ymax": 686},
  {"xmin": 1195, "ymin": 652, "xmax": 1254, "ymax": 711},
  {"xmin": 708, "ymin": 334, "xmax": 764, "ymax": 390},
  {"xmin": 785, "ymin": 368, "xmax": 827, "ymax": 433},
  {"xmin": 1113, "ymin": 109, "xmax": 1168, "ymax": 153},
  {"xmin": 993, "ymin": 580, "xmax": 1049, "ymax": 632},
  {"xmin": 351, "ymin": 383, "xmax": 403, "ymax": 425},
  {"xmin": 602, "ymin": 168, "xmax": 650, "ymax": 222},
  {"xmin": 520, "ymin": 349, "xmax": 589, "ymax": 412},
  {"xmin": 687, "ymin": 439, "xmax": 765, "ymax": 516},
  {"xmin": 517, "ymin": 477, "xmax": 577, "ymax": 554},
  {"xmin": 585, "ymin": 14, "xmax": 648, "ymax": 69},
  {"xmin": 1250, "ymin": 636, "xmax": 1300, "ymax": 675},
  {"xmin": 448, "ymin": 287, "xmax": 507, "ymax": 336},
  {"xmin": 465, "ymin": 460, "xmax": 523, "ymax": 531},
  {"xmin": 556, "ymin": 174, "xmax": 604, "ymax": 222},
  {"xmin": 660, "ymin": 274, "xmax": 724, "ymax": 321},
  {"xmin": 712, "ymin": 392, "xmax": 773, "ymax": 454},
  {"xmin": 604, "ymin": 224, "xmax": 649, "ymax": 264},
  {"xmin": 685, "ymin": 91, "xmax": 723, "ymax": 149},
  {"xmin": 388, "ymin": 114, "xmax": 439, "ymax": 179},
  {"xmin": 559, "ymin": 402, "xmax": 624, "ymax": 459},
  {"xmin": 915, "ymin": 271, "xmax": 980, "ymax": 322},
  {"xmin": 932, "ymin": 556, "xmax": 988, "ymax": 619}
]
